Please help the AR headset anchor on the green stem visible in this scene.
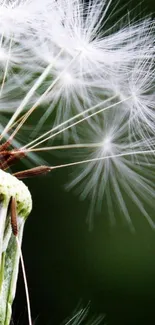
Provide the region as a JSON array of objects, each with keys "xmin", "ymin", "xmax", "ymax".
[{"xmin": 0, "ymin": 170, "xmax": 32, "ymax": 325}]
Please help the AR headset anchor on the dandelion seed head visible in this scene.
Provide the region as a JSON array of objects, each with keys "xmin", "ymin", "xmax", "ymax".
[{"xmin": 0, "ymin": 0, "xmax": 154, "ymax": 230}]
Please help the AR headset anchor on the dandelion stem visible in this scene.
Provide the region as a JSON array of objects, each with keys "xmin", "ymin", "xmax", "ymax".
[{"xmin": 0, "ymin": 170, "xmax": 32, "ymax": 325}]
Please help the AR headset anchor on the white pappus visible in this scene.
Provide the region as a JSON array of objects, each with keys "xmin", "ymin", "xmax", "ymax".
[{"xmin": 0, "ymin": 0, "xmax": 154, "ymax": 230}]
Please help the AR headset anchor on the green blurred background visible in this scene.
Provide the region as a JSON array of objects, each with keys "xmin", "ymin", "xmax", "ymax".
[{"xmin": 12, "ymin": 0, "xmax": 155, "ymax": 324}]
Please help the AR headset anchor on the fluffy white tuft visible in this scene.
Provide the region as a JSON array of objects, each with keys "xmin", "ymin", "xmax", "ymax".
[{"xmin": 0, "ymin": 0, "xmax": 154, "ymax": 228}]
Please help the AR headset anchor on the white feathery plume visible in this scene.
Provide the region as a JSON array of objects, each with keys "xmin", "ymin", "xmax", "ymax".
[
  {"xmin": 66, "ymin": 109, "xmax": 155, "ymax": 230},
  {"xmin": 11, "ymin": 0, "xmax": 154, "ymax": 142},
  {"xmin": 0, "ymin": 0, "xmax": 154, "ymax": 230},
  {"xmin": 0, "ymin": 0, "xmax": 51, "ymax": 37},
  {"xmin": 0, "ymin": 0, "xmax": 31, "ymax": 37},
  {"xmin": 107, "ymin": 56, "xmax": 155, "ymax": 145}
]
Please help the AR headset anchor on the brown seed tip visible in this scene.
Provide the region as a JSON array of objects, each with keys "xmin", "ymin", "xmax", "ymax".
[{"xmin": 13, "ymin": 165, "xmax": 52, "ymax": 179}]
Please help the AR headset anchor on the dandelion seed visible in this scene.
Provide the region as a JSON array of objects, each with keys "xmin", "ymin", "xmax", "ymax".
[{"xmin": 66, "ymin": 110, "xmax": 155, "ymax": 230}]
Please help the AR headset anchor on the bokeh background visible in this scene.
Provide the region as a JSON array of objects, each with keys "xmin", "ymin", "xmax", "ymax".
[{"xmin": 12, "ymin": 0, "xmax": 155, "ymax": 324}]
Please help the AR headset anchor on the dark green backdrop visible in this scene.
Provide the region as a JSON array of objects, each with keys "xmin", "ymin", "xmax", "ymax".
[{"xmin": 12, "ymin": 0, "xmax": 155, "ymax": 324}]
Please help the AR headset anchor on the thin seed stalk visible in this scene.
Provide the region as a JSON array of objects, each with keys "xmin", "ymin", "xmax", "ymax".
[{"xmin": 0, "ymin": 170, "xmax": 32, "ymax": 325}]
